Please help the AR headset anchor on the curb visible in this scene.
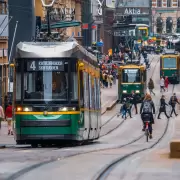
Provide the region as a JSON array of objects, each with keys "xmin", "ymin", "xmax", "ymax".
[{"xmin": 101, "ymin": 99, "xmax": 118, "ymax": 115}]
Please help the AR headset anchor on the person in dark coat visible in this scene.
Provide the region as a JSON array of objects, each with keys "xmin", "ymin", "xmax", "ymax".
[
  {"xmin": 158, "ymin": 95, "xmax": 169, "ymax": 119},
  {"xmin": 169, "ymin": 93, "xmax": 180, "ymax": 117},
  {"xmin": 148, "ymin": 78, "xmax": 155, "ymax": 95},
  {"xmin": 131, "ymin": 91, "xmax": 138, "ymax": 114}
]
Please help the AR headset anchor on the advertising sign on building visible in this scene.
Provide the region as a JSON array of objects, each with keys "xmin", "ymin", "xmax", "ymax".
[{"xmin": 0, "ymin": 15, "xmax": 8, "ymax": 37}]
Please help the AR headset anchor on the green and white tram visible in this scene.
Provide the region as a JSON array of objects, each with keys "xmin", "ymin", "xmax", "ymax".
[{"xmin": 13, "ymin": 41, "xmax": 101, "ymax": 147}]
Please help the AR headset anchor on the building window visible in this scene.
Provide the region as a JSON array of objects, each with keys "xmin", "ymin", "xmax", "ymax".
[
  {"xmin": 166, "ymin": 17, "xmax": 173, "ymax": 33},
  {"xmin": 156, "ymin": 17, "xmax": 163, "ymax": 33},
  {"xmin": 178, "ymin": 0, "xmax": 180, "ymax": 7},
  {"xmin": 0, "ymin": 1, "xmax": 7, "ymax": 14},
  {"xmin": 157, "ymin": 0, "xmax": 162, "ymax": 7},
  {"xmin": 167, "ymin": 0, "xmax": 172, "ymax": 7}
]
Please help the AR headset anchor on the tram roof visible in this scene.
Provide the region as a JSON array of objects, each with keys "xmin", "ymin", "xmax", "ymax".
[{"xmin": 16, "ymin": 41, "xmax": 97, "ymax": 63}]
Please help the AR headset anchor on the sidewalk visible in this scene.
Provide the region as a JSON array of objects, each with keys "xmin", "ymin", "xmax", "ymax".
[
  {"xmin": 101, "ymin": 82, "xmax": 118, "ymax": 114},
  {"xmin": 0, "ymin": 121, "xmax": 15, "ymax": 147}
]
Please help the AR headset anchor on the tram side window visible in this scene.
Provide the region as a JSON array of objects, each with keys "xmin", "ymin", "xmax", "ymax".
[
  {"xmin": 89, "ymin": 75, "xmax": 92, "ymax": 109},
  {"xmin": 16, "ymin": 73, "xmax": 21, "ymax": 100},
  {"xmin": 96, "ymin": 79, "xmax": 101, "ymax": 109},
  {"xmin": 79, "ymin": 70, "xmax": 84, "ymax": 107},
  {"xmin": 122, "ymin": 69, "xmax": 140, "ymax": 83},
  {"xmin": 83, "ymin": 72, "xmax": 89, "ymax": 109},
  {"xmin": 71, "ymin": 72, "xmax": 78, "ymax": 100},
  {"xmin": 91, "ymin": 77, "xmax": 95, "ymax": 110}
]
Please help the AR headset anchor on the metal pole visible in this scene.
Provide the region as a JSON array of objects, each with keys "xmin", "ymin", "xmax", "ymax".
[
  {"xmin": 47, "ymin": 8, "xmax": 51, "ymax": 36},
  {"xmin": 8, "ymin": 21, "xmax": 18, "ymax": 92}
]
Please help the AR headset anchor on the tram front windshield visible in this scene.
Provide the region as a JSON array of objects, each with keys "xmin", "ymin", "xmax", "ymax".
[
  {"xmin": 163, "ymin": 57, "xmax": 177, "ymax": 68},
  {"xmin": 15, "ymin": 59, "xmax": 78, "ymax": 103},
  {"xmin": 122, "ymin": 69, "xmax": 141, "ymax": 83}
]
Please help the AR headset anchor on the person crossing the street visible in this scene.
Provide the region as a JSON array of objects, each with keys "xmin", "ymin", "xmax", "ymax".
[
  {"xmin": 169, "ymin": 93, "xmax": 179, "ymax": 117},
  {"xmin": 158, "ymin": 95, "xmax": 169, "ymax": 119},
  {"xmin": 148, "ymin": 78, "xmax": 155, "ymax": 96}
]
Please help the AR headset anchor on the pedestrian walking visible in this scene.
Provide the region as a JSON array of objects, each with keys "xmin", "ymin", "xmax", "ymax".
[
  {"xmin": 108, "ymin": 73, "xmax": 113, "ymax": 88},
  {"xmin": 0, "ymin": 104, "xmax": 4, "ymax": 129},
  {"xmin": 169, "ymin": 93, "xmax": 180, "ymax": 117},
  {"xmin": 158, "ymin": 95, "xmax": 169, "ymax": 119},
  {"xmin": 118, "ymin": 98, "xmax": 127, "ymax": 119},
  {"xmin": 125, "ymin": 97, "xmax": 132, "ymax": 118},
  {"xmin": 5, "ymin": 102, "xmax": 13, "ymax": 135},
  {"xmin": 160, "ymin": 76, "xmax": 165, "ymax": 92},
  {"xmin": 165, "ymin": 76, "xmax": 169, "ymax": 92},
  {"xmin": 148, "ymin": 78, "xmax": 155, "ymax": 95},
  {"xmin": 131, "ymin": 91, "xmax": 138, "ymax": 114}
]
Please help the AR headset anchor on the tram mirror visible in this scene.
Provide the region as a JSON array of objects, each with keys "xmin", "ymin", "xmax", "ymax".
[{"xmin": 79, "ymin": 63, "xmax": 84, "ymax": 69}]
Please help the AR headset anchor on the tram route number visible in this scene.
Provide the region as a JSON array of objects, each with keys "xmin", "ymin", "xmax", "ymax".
[{"xmin": 27, "ymin": 60, "xmax": 64, "ymax": 71}]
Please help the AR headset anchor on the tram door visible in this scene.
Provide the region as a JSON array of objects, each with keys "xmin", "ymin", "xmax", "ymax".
[{"xmin": 79, "ymin": 69, "xmax": 90, "ymax": 140}]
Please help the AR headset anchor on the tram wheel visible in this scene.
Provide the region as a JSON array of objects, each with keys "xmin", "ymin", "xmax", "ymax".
[{"xmin": 31, "ymin": 144, "xmax": 38, "ymax": 148}]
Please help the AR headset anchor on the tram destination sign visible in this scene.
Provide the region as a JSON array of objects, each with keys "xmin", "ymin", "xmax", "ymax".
[{"xmin": 27, "ymin": 60, "xmax": 64, "ymax": 71}]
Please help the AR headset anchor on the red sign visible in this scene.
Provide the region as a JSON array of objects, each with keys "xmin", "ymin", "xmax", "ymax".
[
  {"xmin": 82, "ymin": 23, "xmax": 88, "ymax": 29},
  {"xmin": 91, "ymin": 24, "xmax": 97, "ymax": 29}
]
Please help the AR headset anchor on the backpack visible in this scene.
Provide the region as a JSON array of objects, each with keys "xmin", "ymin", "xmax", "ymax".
[{"xmin": 142, "ymin": 101, "xmax": 152, "ymax": 113}]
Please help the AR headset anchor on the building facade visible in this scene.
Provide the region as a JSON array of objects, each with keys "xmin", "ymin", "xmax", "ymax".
[
  {"xmin": 0, "ymin": 0, "xmax": 8, "ymax": 105},
  {"xmin": 152, "ymin": 0, "xmax": 180, "ymax": 34},
  {"xmin": 35, "ymin": 0, "xmax": 82, "ymax": 43}
]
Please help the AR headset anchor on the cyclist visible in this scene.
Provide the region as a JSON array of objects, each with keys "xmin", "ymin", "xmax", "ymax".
[{"xmin": 140, "ymin": 94, "xmax": 155, "ymax": 139}]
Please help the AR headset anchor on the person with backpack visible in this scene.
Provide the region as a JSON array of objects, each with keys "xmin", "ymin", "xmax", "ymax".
[
  {"xmin": 140, "ymin": 94, "xmax": 155, "ymax": 139},
  {"xmin": 158, "ymin": 95, "xmax": 169, "ymax": 119},
  {"xmin": 169, "ymin": 93, "xmax": 179, "ymax": 117}
]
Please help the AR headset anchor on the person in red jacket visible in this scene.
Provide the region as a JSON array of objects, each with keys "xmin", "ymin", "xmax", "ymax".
[
  {"xmin": 165, "ymin": 76, "xmax": 169, "ymax": 92},
  {"xmin": 5, "ymin": 102, "xmax": 13, "ymax": 135}
]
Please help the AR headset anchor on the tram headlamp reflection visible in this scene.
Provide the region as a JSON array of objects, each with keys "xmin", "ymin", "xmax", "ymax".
[
  {"xmin": 122, "ymin": 90, "xmax": 127, "ymax": 93},
  {"xmin": 23, "ymin": 107, "xmax": 32, "ymax": 112},
  {"xmin": 135, "ymin": 90, "xmax": 140, "ymax": 93},
  {"xmin": 58, "ymin": 107, "xmax": 76, "ymax": 111}
]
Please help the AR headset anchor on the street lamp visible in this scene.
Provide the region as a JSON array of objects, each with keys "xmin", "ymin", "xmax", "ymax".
[{"xmin": 40, "ymin": 0, "xmax": 56, "ymax": 36}]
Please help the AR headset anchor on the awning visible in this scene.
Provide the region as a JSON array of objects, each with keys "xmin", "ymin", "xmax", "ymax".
[{"xmin": 41, "ymin": 21, "xmax": 81, "ymax": 30}]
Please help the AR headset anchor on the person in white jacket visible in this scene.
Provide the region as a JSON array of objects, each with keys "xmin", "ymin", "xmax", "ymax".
[{"xmin": 160, "ymin": 76, "xmax": 165, "ymax": 92}]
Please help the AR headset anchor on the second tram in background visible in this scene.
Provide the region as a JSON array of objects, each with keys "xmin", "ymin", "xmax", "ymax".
[
  {"xmin": 118, "ymin": 62, "xmax": 147, "ymax": 102},
  {"xmin": 160, "ymin": 49, "xmax": 180, "ymax": 84}
]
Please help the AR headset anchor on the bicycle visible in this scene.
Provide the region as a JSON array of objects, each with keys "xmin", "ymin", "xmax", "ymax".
[{"xmin": 143, "ymin": 114, "xmax": 151, "ymax": 142}]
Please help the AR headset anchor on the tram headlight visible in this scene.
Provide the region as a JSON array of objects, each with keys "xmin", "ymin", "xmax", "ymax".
[
  {"xmin": 122, "ymin": 90, "xmax": 127, "ymax": 93},
  {"xmin": 58, "ymin": 107, "xmax": 76, "ymax": 111},
  {"xmin": 23, "ymin": 107, "xmax": 32, "ymax": 112},
  {"xmin": 135, "ymin": 90, "xmax": 140, "ymax": 93}
]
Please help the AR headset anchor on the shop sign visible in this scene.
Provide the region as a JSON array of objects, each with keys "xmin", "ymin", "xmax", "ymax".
[
  {"xmin": 27, "ymin": 61, "xmax": 64, "ymax": 71},
  {"xmin": 97, "ymin": 0, "xmax": 103, "ymax": 16},
  {"xmin": 49, "ymin": 7, "xmax": 75, "ymax": 22},
  {"xmin": 116, "ymin": 7, "xmax": 149, "ymax": 16}
]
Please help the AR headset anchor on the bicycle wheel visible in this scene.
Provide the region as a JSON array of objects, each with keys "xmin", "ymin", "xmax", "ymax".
[{"xmin": 145, "ymin": 129, "xmax": 149, "ymax": 142}]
